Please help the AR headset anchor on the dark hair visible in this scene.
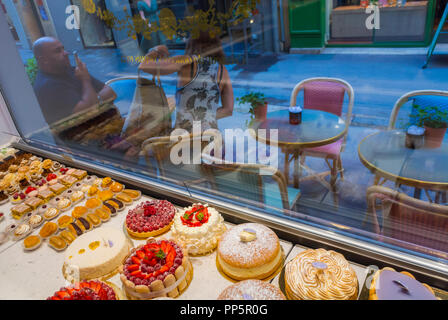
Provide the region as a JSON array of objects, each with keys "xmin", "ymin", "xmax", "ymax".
[{"xmin": 185, "ymin": 32, "xmax": 225, "ymax": 64}]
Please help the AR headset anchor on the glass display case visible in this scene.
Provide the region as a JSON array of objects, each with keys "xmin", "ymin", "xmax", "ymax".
[{"xmin": 0, "ymin": 0, "xmax": 447, "ymax": 300}]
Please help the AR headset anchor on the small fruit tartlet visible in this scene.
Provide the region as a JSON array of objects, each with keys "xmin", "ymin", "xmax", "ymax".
[
  {"xmin": 119, "ymin": 239, "xmax": 192, "ymax": 299},
  {"xmin": 125, "ymin": 200, "xmax": 176, "ymax": 238},
  {"xmin": 47, "ymin": 280, "xmax": 118, "ymax": 300}
]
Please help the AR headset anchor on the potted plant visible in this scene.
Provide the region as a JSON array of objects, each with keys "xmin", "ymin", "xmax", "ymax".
[
  {"xmin": 409, "ymin": 105, "xmax": 448, "ymax": 148},
  {"xmin": 236, "ymin": 92, "xmax": 268, "ymax": 121}
]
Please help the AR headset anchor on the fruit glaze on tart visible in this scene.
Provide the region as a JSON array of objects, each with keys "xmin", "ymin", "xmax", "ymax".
[
  {"xmin": 125, "ymin": 200, "xmax": 176, "ymax": 238},
  {"xmin": 284, "ymin": 248, "xmax": 359, "ymax": 300},
  {"xmin": 217, "ymin": 223, "xmax": 282, "ymax": 281},
  {"xmin": 119, "ymin": 238, "xmax": 192, "ymax": 299},
  {"xmin": 369, "ymin": 267, "xmax": 437, "ymax": 300},
  {"xmin": 47, "ymin": 280, "xmax": 118, "ymax": 300},
  {"xmin": 218, "ymin": 279, "xmax": 286, "ymax": 300},
  {"xmin": 63, "ymin": 227, "xmax": 131, "ymax": 282},
  {"xmin": 171, "ymin": 203, "xmax": 226, "ymax": 255}
]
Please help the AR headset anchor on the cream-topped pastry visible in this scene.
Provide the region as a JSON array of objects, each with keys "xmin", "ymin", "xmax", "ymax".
[
  {"xmin": 171, "ymin": 203, "xmax": 226, "ymax": 255},
  {"xmin": 63, "ymin": 227, "xmax": 131, "ymax": 282},
  {"xmin": 284, "ymin": 248, "xmax": 359, "ymax": 300},
  {"xmin": 217, "ymin": 223, "xmax": 282, "ymax": 280}
]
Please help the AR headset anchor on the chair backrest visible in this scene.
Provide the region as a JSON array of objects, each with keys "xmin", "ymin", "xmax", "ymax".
[
  {"xmin": 367, "ymin": 185, "xmax": 448, "ymax": 256},
  {"xmin": 290, "ymin": 77, "xmax": 354, "ymax": 147},
  {"xmin": 388, "ymin": 90, "xmax": 448, "ymax": 129},
  {"xmin": 201, "ymin": 154, "xmax": 291, "ymax": 211}
]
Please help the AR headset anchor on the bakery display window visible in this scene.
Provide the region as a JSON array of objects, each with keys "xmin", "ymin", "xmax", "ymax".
[{"xmin": 0, "ymin": 0, "xmax": 447, "ymax": 300}]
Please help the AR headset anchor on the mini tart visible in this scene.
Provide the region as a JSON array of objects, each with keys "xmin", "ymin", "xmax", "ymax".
[
  {"xmin": 58, "ymin": 215, "xmax": 74, "ymax": 229},
  {"xmin": 69, "ymin": 190, "xmax": 85, "ymax": 203},
  {"xmin": 87, "ymin": 185, "xmax": 99, "ymax": 198},
  {"xmin": 369, "ymin": 268, "xmax": 436, "ymax": 300},
  {"xmin": 28, "ymin": 214, "xmax": 44, "ymax": 228},
  {"xmin": 56, "ymin": 198, "xmax": 72, "ymax": 212},
  {"xmin": 218, "ymin": 280, "xmax": 286, "ymax": 300},
  {"xmin": 39, "ymin": 221, "xmax": 59, "ymax": 239},
  {"xmin": 23, "ymin": 235, "xmax": 42, "ymax": 251},
  {"xmin": 119, "ymin": 239, "xmax": 192, "ymax": 299},
  {"xmin": 49, "ymin": 235, "xmax": 67, "ymax": 251},
  {"xmin": 43, "ymin": 207, "xmax": 61, "ymax": 220},
  {"xmin": 171, "ymin": 203, "xmax": 227, "ymax": 256},
  {"xmin": 47, "ymin": 280, "xmax": 118, "ymax": 300},
  {"xmin": 60, "ymin": 229, "xmax": 77, "ymax": 244},
  {"xmin": 10, "ymin": 192, "xmax": 26, "ymax": 204},
  {"xmin": 101, "ymin": 177, "xmax": 113, "ymax": 189},
  {"xmin": 121, "ymin": 189, "xmax": 142, "ymax": 201},
  {"xmin": 72, "ymin": 206, "xmax": 89, "ymax": 219},
  {"xmin": 125, "ymin": 200, "xmax": 176, "ymax": 239},
  {"xmin": 85, "ymin": 198, "xmax": 102, "ymax": 210},
  {"xmin": 93, "ymin": 208, "xmax": 111, "ymax": 222},
  {"xmin": 115, "ymin": 193, "xmax": 133, "ymax": 205},
  {"xmin": 109, "ymin": 182, "xmax": 124, "ymax": 193},
  {"xmin": 217, "ymin": 223, "xmax": 282, "ymax": 281},
  {"xmin": 86, "ymin": 213, "xmax": 101, "ymax": 227},
  {"xmin": 38, "ymin": 204, "xmax": 50, "ymax": 215},
  {"xmin": 83, "ymin": 175, "xmax": 97, "ymax": 185},
  {"xmin": 104, "ymin": 198, "xmax": 125, "ymax": 211},
  {"xmin": 13, "ymin": 223, "xmax": 32, "ymax": 240},
  {"xmin": 97, "ymin": 190, "xmax": 114, "ymax": 202}
]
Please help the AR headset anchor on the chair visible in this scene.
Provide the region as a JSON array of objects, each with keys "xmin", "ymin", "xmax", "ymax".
[
  {"xmin": 289, "ymin": 77, "xmax": 354, "ymax": 188},
  {"xmin": 387, "ymin": 90, "xmax": 448, "ymax": 202},
  {"xmin": 201, "ymin": 153, "xmax": 301, "ymax": 212},
  {"xmin": 366, "ymin": 185, "xmax": 448, "ymax": 258}
]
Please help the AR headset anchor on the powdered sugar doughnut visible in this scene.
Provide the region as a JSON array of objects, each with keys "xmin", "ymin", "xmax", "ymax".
[{"xmin": 218, "ymin": 280, "xmax": 286, "ymax": 300}]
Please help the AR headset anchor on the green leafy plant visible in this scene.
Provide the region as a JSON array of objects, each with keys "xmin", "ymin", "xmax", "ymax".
[
  {"xmin": 25, "ymin": 57, "xmax": 38, "ymax": 85},
  {"xmin": 409, "ymin": 105, "xmax": 448, "ymax": 129},
  {"xmin": 236, "ymin": 92, "xmax": 267, "ymax": 119}
]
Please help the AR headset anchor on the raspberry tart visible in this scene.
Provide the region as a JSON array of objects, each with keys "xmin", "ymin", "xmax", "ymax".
[
  {"xmin": 125, "ymin": 200, "xmax": 176, "ymax": 238},
  {"xmin": 47, "ymin": 280, "xmax": 119, "ymax": 300},
  {"xmin": 171, "ymin": 203, "xmax": 226, "ymax": 256},
  {"xmin": 119, "ymin": 238, "xmax": 192, "ymax": 299}
]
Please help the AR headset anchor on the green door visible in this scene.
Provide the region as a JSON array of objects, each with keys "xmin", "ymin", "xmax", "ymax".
[{"xmin": 289, "ymin": 0, "xmax": 325, "ymax": 48}]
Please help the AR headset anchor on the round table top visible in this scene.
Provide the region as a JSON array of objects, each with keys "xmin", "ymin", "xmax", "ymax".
[
  {"xmin": 251, "ymin": 109, "xmax": 347, "ymax": 148},
  {"xmin": 358, "ymin": 130, "xmax": 448, "ymax": 189}
]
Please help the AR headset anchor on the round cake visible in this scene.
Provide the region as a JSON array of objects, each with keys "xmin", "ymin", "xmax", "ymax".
[
  {"xmin": 218, "ymin": 279, "xmax": 286, "ymax": 300},
  {"xmin": 171, "ymin": 203, "xmax": 226, "ymax": 255},
  {"xmin": 125, "ymin": 200, "xmax": 176, "ymax": 238},
  {"xmin": 284, "ymin": 248, "xmax": 359, "ymax": 300},
  {"xmin": 47, "ymin": 280, "xmax": 118, "ymax": 300},
  {"xmin": 62, "ymin": 227, "xmax": 132, "ymax": 282},
  {"xmin": 369, "ymin": 267, "xmax": 436, "ymax": 300},
  {"xmin": 119, "ymin": 238, "xmax": 192, "ymax": 299},
  {"xmin": 217, "ymin": 223, "xmax": 282, "ymax": 280}
]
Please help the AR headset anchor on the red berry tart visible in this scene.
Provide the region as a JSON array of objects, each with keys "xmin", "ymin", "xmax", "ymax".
[
  {"xmin": 47, "ymin": 280, "xmax": 119, "ymax": 300},
  {"xmin": 119, "ymin": 239, "xmax": 192, "ymax": 299},
  {"xmin": 125, "ymin": 200, "xmax": 176, "ymax": 238}
]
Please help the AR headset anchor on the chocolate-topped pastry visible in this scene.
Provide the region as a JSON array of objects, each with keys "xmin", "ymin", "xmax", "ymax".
[
  {"xmin": 369, "ymin": 268, "xmax": 437, "ymax": 300},
  {"xmin": 102, "ymin": 203, "xmax": 117, "ymax": 216},
  {"xmin": 77, "ymin": 217, "xmax": 92, "ymax": 232},
  {"xmin": 0, "ymin": 190, "xmax": 8, "ymax": 203},
  {"xmin": 104, "ymin": 198, "xmax": 124, "ymax": 210}
]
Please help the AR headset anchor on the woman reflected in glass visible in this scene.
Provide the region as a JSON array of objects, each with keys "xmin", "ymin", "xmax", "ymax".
[
  {"xmin": 138, "ymin": 32, "xmax": 234, "ymax": 133},
  {"xmin": 138, "ymin": 0, "xmax": 165, "ymax": 53}
]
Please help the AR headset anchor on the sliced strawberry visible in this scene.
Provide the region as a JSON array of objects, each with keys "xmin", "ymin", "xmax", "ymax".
[
  {"xmin": 153, "ymin": 270, "xmax": 162, "ymax": 277},
  {"xmin": 160, "ymin": 265, "xmax": 169, "ymax": 273},
  {"xmin": 131, "ymin": 256, "xmax": 141, "ymax": 265},
  {"xmin": 130, "ymin": 270, "xmax": 143, "ymax": 277},
  {"xmin": 160, "ymin": 241, "xmax": 167, "ymax": 252},
  {"xmin": 136, "ymin": 250, "xmax": 145, "ymax": 259},
  {"xmin": 66, "ymin": 288, "xmax": 74, "ymax": 295},
  {"xmin": 149, "ymin": 258, "xmax": 157, "ymax": 266},
  {"xmin": 89, "ymin": 281, "xmax": 101, "ymax": 292},
  {"xmin": 57, "ymin": 290, "xmax": 71, "ymax": 299},
  {"xmin": 127, "ymin": 264, "xmax": 140, "ymax": 272},
  {"xmin": 80, "ymin": 282, "xmax": 90, "ymax": 288},
  {"xmin": 146, "ymin": 251, "xmax": 155, "ymax": 260}
]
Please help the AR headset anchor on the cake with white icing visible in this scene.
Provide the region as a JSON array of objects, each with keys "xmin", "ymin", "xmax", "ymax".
[
  {"xmin": 63, "ymin": 227, "xmax": 131, "ymax": 282},
  {"xmin": 171, "ymin": 203, "xmax": 226, "ymax": 256}
]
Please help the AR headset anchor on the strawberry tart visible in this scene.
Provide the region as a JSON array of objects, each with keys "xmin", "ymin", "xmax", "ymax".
[
  {"xmin": 125, "ymin": 200, "xmax": 176, "ymax": 238},
  {"xmin": 217, "ymin": 223, "xmax": 282, "ymax": 281},
  {"xmin": 119, "ymin": 238, "xmax": 192, "ymax": 299},
  {"xmin": 47, "ymin": 280, "xmax": 119, "ymax": 300},
  {"xmin": 171, "ymin": 203, "xmax": 226, "ymax": 255}
]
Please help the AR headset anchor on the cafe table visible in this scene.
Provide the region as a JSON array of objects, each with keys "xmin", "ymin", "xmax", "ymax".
[
  {"xmin": 250, "ymin": 108, "xmax": 347, "ymax": 189},
  {"xmin": 358, "ymin": 130, "xmax": 448, "ymax": 202}
]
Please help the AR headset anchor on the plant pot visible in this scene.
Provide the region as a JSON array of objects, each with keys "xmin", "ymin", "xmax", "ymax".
[
  {"xmin": 424, "ymin": 126, "xmax": 447, "ymax": 149},
  {"xmin": 254, "ymin": 103, "xmax": 268, "ymax": 121}
]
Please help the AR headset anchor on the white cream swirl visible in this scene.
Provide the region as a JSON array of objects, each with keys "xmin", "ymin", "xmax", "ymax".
[{"xmin": 285, "ymin": 248, "xmax": 358, "ymax": 300}]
